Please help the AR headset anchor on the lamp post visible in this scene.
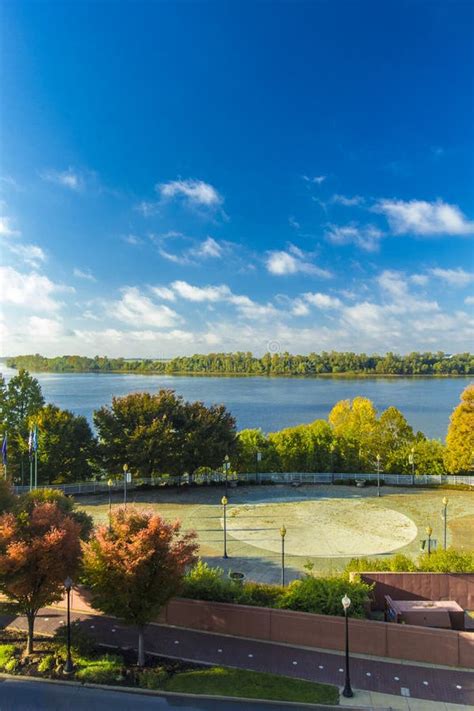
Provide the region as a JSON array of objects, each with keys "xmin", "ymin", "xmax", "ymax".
[
  {"xmin": 376, "ymin": 454, "xmax": 381, "ymax": 497},
  {"xmin": 409, "ymin": 447, "xmax": 415, "ymax": 484},
  {"xmin": 64, "ymin": 577, "xmax": 74, "ymax": 674},
  {"xmin": 341, "ymin": 594, "xmax": 353, "ymax": 698},
  {"xmin": 280, "ymin": 525, "xmax": 287, "ymax": 586},
  {"xmin": 221, "ymin": 495, "xmax": 229, "ymax": 559},
  {"xmin": 107, "ymin": 478, "xmax": 113, "ymax": 531},
  {"xmin": 223, "ymin": 455, "xmax": 230, "ymax": 496},
  {"xmin": 123, "ymin": 464, "xmax": 129, "ymax": 507},
  {"xmin": 426, "ymin": 525, "xmax": 433, "ymax": 556},
  {"xmin": 442, "ymin": 497, "xmax": 448, "ymax": 550}
]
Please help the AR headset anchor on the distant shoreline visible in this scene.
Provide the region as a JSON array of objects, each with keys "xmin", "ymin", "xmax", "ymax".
[{"xmin": 2, "ymin": 367, "xmax": 472, "ymax": 379}]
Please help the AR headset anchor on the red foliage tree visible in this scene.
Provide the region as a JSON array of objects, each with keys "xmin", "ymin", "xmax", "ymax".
[
  {"xmin": 82, "ymin": 508, "xmax": 198, "ymax": 665},
  {"xmin": 0, "ymin": 502, "xmax": 82, "ymax": 653}
]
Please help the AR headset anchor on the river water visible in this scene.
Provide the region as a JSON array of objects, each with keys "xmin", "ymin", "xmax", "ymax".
[{"xmin": 1, "ymin": 365, "xmax": 470, "ymax": 440}]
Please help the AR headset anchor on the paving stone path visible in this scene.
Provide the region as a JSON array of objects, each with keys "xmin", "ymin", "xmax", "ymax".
[{"xmin": 2, "ymin": 608, "xmax": 473, "ymax": 707}]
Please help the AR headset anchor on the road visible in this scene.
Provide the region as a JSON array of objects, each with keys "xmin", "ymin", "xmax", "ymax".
[{"xmin": 0, "ymin": 677, "xmax": 339, "ymax": 711}]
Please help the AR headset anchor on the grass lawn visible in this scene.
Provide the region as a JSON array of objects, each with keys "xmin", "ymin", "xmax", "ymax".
[{"xmin": 160, "ymin": 666, "xmax": 339, "ymax": 705}]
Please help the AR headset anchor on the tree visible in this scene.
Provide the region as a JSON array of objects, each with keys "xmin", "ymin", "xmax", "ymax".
[
  {"xmin": 20, "ymin": 488, "xmax": 94, "ymax": 540},
  {"xmin": 329, "ymin": 397, "xmax": 378, "ymax": 471},
  {"xmin": 444, "ymin": 384, "xmax": 474, "ymax": 474},
  {"xmin": 4, "ymin": 370, "xmax": 44, "ymax": 484},
  {"xmin": 94, "ymin": 390, "xmax": 236, "ymax": 479},
  {"xmin": 82, "ymin": 508, "xmax": 198, "ymax": 665},
  {"xmin": 373, "ymin": 406, "xmax": 415, "ymax": 472},
  {"xmin": 0, "ymin": 501, "xmax": 82, "ymax": 653},
  {"xmin": 32, "ymin": 404, "xmax": 97, "ymax": 484}
]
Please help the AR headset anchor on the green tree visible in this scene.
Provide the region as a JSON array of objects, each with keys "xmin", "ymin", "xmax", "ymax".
[
  {"xmin": 32, "ymin": 404, "xmax": 97, "ymax": 484},
  {"xmin": 329, "ymin": 397, "xmax": 378, "ymax": 471},
  {"xmin": 444, "ymin": 384, "xmax": 474, "ymax": 474},
  {"xmin": 94, "ymin": 390, "xmax": 236, "ymax": 479},
  {"xmin": 82, "ymin": 508, "xmax": 198, "ymax": 665},
  {"xmin": 3, "ymin": 370, "xmax": 44, "ymax": 484}
]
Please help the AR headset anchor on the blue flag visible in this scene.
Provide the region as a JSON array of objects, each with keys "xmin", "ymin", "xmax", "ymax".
[
  {"xmin": 32, "ymin": 426, "xmax": 38, "ymax": 452},
  {"xmin": 1, "ymin": 434, "xmax": 6, "ymax": 466}
]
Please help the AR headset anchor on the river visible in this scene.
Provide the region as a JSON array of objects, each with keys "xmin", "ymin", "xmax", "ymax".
[{"xmin": 2, "ymin": 365, "xmax": 471, "ymax": 440}]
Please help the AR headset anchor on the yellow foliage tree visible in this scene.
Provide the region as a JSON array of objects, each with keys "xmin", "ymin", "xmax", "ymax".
[{"xmin": 444, "ymin": 384, "xmax": 474, "ymax": 474}]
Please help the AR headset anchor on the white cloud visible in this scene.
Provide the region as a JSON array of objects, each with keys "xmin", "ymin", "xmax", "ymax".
[
  {"xmin": 304, "ymin": 292, "xmax": 342, "ymax": 309},
  {"xmin": 122, "ymin": 234, "xmax": 143, "ymax": 246},
  {"xmin": 410, "ymin": 274, "xmax": 429, "ymax": 286},
  {"xmin": 41, "ymin": 167, "xmax": 85, "ymax": 191},
  {"xmin": 151, "ymin": 286, "xmax": 176, "ymax": 301},
  {"xmin": 332, "ymin": 194, "xmax": 364, "ymax": 206},
  {"xmin": 113, "ymin": 287, "xmax": 181, "ymax": 328},
  {"xmin": 6, "ymin": 243, "xmax": 46, "ymax": 268},
  {"xmin": 171, "ymin": 281, "xmax": 231, "ymax": 302},
  {"xmin": 429, "ymin": 268, "xmax": 474, "ymax": 287},
  {"xmin": 73, "ymin": 268, "xmax": 96, "ymax": 282},
  {"xmin": 0, "ymin": 216, "xmax": 20, "ymax": 237},
  {"xmin": 158, "ymin": 179, "xmax": 222, "ymax": 207},
  {"xmin": 28, "ymin": 316, "xmax": 65, "ymax": 339},
  {"xmin": 193, "ymin": 236, "xmax": 223, "ymax": 258},
  {"xmin": 465, "ymin": 296, "xmax": 474, "ymax": 306},
  {"xmin": 303, "ymin": 175, "xmax": 326, "ymax": 185},
  {"xmin": 374, "ymin": 198, "xmax": 474, "ymax": 236},
  {"xmin": 289, "ymin": 216, "xmax": 301, "ymax": 230},
  {"xmin": 291, "ymin": 299, "xmax": 310, "ymax": 316},
  {"xmin": 377, "ymin": 270, "xmax": 439, "ymax": 313},
  {"xmin": 0, "ymin": 266, "xmax": 72, "ymax": 312},
  {"xmin": 325, "ymin": 224, "xmax": 383, "ymax": 251},
  {"xmin": 228, "ymin": 294, "xmax": 277, "ymax": 320},
  {"xmin": 266, "ymin": 246, "xmax": 331, "ymax": 278}
]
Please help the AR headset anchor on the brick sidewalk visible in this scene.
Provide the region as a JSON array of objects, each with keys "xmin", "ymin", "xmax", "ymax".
[{"xmin": 2, "ymin": 608, "xmax": 473, "ymax": 706}]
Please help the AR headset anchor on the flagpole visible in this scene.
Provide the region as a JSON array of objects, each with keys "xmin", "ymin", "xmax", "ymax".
[
  {"xmin": 34, "ymin": 449, "xmax": 38, "ymax": 489},
  {"xmin": 30, "ymin": 456, "xmax": 33, "ymax": 491}
]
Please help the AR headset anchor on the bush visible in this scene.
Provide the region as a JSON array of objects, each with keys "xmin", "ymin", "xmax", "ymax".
[
  {"xmin": 278, "ymin": 575, "xmax": 372, "ymax": 618},
  {"xmin": 237, "ymin": 582, "xmax": 284, "ymax": 608},
  {"xmin": 138, "ymin": 667, "xmax": 170, "ymax": 689},
  {"xmin": 345, "ymin": 554, "xmax": 417, "ymax": 573},
  {"xmin": 75, "ymin": 654, "xmax": 123, "ymax": 684},
  {"xmin": 0, "ymin": 644, "xmax": 17, "ymax": 673},
  {"xmin": 345, "ymin": 548, "xmax": 474, "ymax": 574},
  {"xmin": 37, "ymin": 654, "xmax": 56, "ymax": 673},
  {"xmin": 417, "ymin": 548, "xmax": 474, "ymax": 573},
  {"xmin": 182, "ymin": 561, "xmax": 239, "ymax": 602}
]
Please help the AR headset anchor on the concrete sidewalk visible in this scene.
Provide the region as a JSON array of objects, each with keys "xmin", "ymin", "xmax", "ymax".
[{"xmin": 2, "ymin": 608, "xmax": 473, "ymax": 708}]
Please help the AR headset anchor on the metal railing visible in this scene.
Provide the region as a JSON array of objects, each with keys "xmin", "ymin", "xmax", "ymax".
[{"xmin": 12, "ymin": 471, "xmax": 474, "ymax": 496}]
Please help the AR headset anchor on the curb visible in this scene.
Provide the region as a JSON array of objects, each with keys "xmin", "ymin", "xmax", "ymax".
[{"xmin": 0, "ymin": 672, "xmax": 386, "ymax": 710}]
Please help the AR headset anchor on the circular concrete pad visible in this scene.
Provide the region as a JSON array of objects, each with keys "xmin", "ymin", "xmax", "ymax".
[{"xmin": 224, "ymin": 499, "xmax": 418, "ymax": 557}]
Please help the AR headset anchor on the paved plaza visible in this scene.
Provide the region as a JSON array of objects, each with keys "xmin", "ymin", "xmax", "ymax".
[{"xmin": 79, "ymin": 484, "xmax": 474, "ymax": 583}]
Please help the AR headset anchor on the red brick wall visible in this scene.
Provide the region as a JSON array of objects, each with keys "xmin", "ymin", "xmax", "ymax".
[{"xmin": 357, "ymin": 572, "xmax": 474, "ymax": 610}]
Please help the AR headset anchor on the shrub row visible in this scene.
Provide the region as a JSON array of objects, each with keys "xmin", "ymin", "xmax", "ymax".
[
  {"xmin": 345, "ymin": 548, "xmax": 474, "ymax": 574},
  {"xmin": 181, "ymin": 561, "xmax": 371, "ymax": 617}
]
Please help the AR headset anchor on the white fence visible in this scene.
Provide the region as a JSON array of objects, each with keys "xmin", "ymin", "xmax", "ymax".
[{"xmin": 12, "ymin": 471, "xmax": 474, "ymax": 496}]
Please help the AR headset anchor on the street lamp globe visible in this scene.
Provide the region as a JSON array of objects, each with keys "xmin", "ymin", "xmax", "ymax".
[
  {"xmin": 442, "ymin": 496, "xmax": 448, "ymax": 507},
  {"xmin": 342, "ymin": 594, "xmax": 351, "ymax": 611},
  {"xmin": 280, "ymin": 525, "xmax": 287, "ymax": 539},
  {"xmin": 221, "ymin": 495, "xmax": 228, "ymax": 506}
]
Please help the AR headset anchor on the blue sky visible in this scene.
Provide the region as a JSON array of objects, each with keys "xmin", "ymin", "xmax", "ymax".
[{"xmin": 1, "ymin": 0, "xmax": 473, "ymax": 357}]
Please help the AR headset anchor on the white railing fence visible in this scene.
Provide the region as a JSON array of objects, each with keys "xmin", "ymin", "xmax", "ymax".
[{"xmin": 12, "ymin": 471, "xmax": 474, "ymax": 496}]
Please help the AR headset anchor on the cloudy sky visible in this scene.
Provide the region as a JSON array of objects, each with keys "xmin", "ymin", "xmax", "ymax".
[{"xmin": 1, "ymin": 0, "xmax": 473, "ymax": 358}]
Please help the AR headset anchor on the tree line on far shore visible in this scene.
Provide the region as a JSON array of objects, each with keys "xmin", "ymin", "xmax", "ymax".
[
  {"xmin": 0, "ymin": 369, "xmax": 472, "ymax": 485},
  {"xmin": 6, "ymin": 350, "xmax": 474, "ymax": 375}
]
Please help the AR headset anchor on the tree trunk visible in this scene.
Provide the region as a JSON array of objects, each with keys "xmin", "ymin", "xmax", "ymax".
[
  {"xmin": 137, "ymin": 627, "xmax": 145, "ymax": 667},
  {"xmin": 26, "ymin": 613, "xmax": 35, "ymax": 655}
]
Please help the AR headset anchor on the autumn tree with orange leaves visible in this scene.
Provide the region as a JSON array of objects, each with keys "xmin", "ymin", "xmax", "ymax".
[
  {"xmin": 0, "ymin": 502, "xmax": 82, "ymax": 653},
  {"xmin": 82, "ymin": 508, "xmax": 198, "ymax": 665}
]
